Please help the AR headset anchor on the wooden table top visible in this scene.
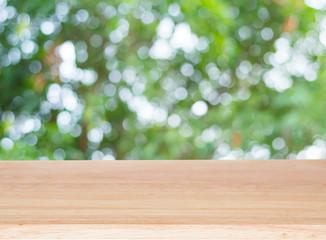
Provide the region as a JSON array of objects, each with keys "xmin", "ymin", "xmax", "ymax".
[{"xmin": 0, "ymin": 160, "xmax": 326, "ymax": 239}]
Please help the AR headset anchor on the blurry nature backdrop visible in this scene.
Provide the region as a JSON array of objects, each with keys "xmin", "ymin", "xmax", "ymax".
[{"xmin": 1, "ymin": 0, "xmax": 326, "ymax": 160}]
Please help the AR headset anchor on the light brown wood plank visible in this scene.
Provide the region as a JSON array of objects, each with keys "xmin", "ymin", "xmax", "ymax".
[
  {"xmin": 0, "ymin": 224, "xmax": 325, "ymax": 239},
  {"xmin": 0, "ymin": 160, "xmax": 326, "ymax": 238}
]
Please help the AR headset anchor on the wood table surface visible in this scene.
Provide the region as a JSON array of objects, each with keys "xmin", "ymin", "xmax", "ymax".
[{"xmin": 0, "ymin": 160, "xmax": 326, "ymax": 239}]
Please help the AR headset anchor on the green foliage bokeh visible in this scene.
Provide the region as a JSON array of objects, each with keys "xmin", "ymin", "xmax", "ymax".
[{"xmin": 0, "ymin": 0, "xmax": 326, "ymax": 160}]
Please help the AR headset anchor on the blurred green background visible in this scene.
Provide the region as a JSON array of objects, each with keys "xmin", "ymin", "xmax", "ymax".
[{"xmin": 1, "ymin": 0, "xmax": 326, "ymax": 160}]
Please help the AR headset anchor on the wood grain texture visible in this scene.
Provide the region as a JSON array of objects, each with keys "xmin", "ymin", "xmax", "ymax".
[
  {"xmin": 0, "ymin": 224, "xmax": 325, "ymax": 239},
  {"xmin": 0, "ymin": 160, "xmax": 326, "ymax": 239}
]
